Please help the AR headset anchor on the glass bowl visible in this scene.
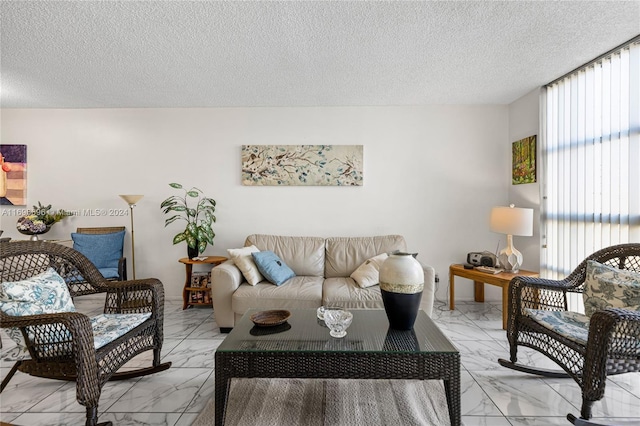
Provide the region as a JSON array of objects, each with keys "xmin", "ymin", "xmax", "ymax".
[
  {"xmin": 316, "ymin": 306, "xmax": 342, "ymax": 321},
  {"xmin": 323, "ymin": 308, "xmax": 353, "ymax": 338}
]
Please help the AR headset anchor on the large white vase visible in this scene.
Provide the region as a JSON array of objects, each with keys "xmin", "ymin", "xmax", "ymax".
[{"xmin": 379, "ymin": 252, "xmax": 424, "ymax": 330}]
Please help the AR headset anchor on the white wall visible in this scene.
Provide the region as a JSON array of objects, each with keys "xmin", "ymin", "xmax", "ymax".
[
  {"xmin": 1, "ymin": 106, "xmax": 510, "ymax": 302},
  {"xmin": 508, "ymin": 89, "xmax": 541, "ymax": 273}
]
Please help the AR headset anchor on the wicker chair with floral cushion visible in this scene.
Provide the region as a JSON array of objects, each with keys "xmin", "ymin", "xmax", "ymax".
[
  {"xmin": 498, "ymin": 243, "xmax": 640, "ymax": 421},
  {"xmin": 0, "ymin": 241, "xmax": 171, "ymax": 426}
]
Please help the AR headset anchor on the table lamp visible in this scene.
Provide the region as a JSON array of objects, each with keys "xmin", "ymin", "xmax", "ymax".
[
  {"xmin": 490, "ymin": 204, "xmax": 533, "ymax": 273},
  {"xmin": 119, "ymin": 195, "xmax": 143, "ymax": 279}
]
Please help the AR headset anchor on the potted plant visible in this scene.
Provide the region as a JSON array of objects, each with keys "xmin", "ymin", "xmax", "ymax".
[
  {"xmin": 160, "ymin": 183, "xmax": 216, "ymax": 258},
  {"xmin": 16, "ymin": 201, "xmax": 73, "ymax": 240}
]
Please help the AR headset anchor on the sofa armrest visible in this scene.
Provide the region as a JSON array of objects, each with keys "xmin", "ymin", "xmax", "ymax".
[
  {"xmin": 420, "ymin": 264, "xmax": 436, "ymax": 317},
  {"xmin": 210, "ymin": 260, "xmax": 243, "ymax": 330}
]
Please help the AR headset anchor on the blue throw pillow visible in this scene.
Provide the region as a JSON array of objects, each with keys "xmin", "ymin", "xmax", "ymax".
[
  {"xmin": 71, "ymin": 231, "xmax": 125, "ymax": 269},
  {"xmin": 251, "ymin": 251, "xmax": 296, "ymax": 286}
]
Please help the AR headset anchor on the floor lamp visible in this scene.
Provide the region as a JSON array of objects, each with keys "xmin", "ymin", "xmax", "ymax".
[{"xmin": 119, "ymin": 195, "xmax": 143, "ymax": 279}]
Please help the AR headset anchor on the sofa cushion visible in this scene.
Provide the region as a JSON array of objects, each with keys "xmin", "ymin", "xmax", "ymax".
[
  {"xmin": 252, "ymin": 251, "xmax": 296, "ymax": 286},
  {"xmin": 350, "ymin": 253, "xmax": 389, "ymax": 288},
  {"xmin": 246, "ymin": 234, "xmax": 325, "ymax": 277},
  {"xmin": 228, "ymin": 245, "xmax": 264, "ymax": 285},
  {"xmin": 322, "ymin": 277, "xmax": 385, "ymax": 309},
  {"xmin": 583, "ymin": 260, "xmax": 640, "ymax": 317},
  {"xmin": 325, "ymin": 235, "xmax": 407, "ymax": 278},
  {"xmin": 232, "ymin": 276, "xmax": 323, "ymax": 314}
]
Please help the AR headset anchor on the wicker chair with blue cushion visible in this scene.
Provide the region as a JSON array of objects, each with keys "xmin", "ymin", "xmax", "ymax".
[
  {"xmin": 0, "ymin": 241, "xmax": 171, "ymax": 426},
  {"xmin": 498, "ymin": 243, "xmax": 640, "ymax": 421}
]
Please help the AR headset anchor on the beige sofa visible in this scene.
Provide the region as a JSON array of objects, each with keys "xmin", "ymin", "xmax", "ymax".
[{"xmin": 210, "ymin": 234, "xmax": 435, "ymax": 332}]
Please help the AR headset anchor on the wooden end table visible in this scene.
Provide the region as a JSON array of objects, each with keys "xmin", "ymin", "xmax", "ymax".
[
  {"xmin": 449, "ymin": 264, "xmax": 539, "ymax": 329},
  {"xmin": 178, "ymin": 256, "xmax": 227, "ymax": 310}
]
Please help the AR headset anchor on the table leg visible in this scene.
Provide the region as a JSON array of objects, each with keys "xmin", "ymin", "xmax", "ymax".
[
  {"xmin": 474, "ymin": 281, "xmax": 484, "ymax": 302},
  {"xmin": 449, "ymin": 271, "xmax": 455, "ymax": 310},
  {"xmin": 183, "ymin": 263, "xmax": 193, "ymax": 310},
  {"xmin": 443, "ymin": 365, "xmax": 461, "ymax": 425},
  {"xmin": 501, "ymin": 284, "xmax": 509, "ymax": 330},
  {"xmin": 214, "ymin": 355, "xmax": 229, "ymax": 426}
]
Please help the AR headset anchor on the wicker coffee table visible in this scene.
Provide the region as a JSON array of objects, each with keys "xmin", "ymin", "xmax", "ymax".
[{"xmin": 214, "ymin": 309, "xmax": 460, "ymax": 426}]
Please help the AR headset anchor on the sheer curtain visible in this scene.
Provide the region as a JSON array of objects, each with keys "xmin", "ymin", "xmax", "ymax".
[{"xmin": 541, "ymin": 37, "xmax": 640, "ymax": 307}]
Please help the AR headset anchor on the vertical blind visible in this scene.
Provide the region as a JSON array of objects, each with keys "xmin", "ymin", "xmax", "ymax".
[{"xmin": 541, "ymin": 37, "xmax": 640, "ymax": 288}]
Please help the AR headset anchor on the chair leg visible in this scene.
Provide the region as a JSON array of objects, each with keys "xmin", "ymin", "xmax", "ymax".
[
  {"xmin": 86, "ymin": 406, "xmax": 98, "ymax": 426},
  {"xmin": 85, "ymin": 406, "xmax": 113, "ymax": 426},
  {"xmin": 581, "ymin": 397, "xmax": 594, "ymax": 420},
  {"xmin": 0, "ymin": 360, "xmax": 23, "ymax": 392},
  {"xmin": 153, "ymin": 346, "xmax": 161, "ymax": 366}
]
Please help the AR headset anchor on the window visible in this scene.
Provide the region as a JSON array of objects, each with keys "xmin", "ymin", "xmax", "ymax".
[{"xmin": 541, "ymin": 37, "xmax": 640, "ymax": 292}]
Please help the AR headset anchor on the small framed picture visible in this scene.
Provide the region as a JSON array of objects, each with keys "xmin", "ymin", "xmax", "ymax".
[{"xmin": 512, "ymin": 135, "xmax": 536, "ymax": 185}]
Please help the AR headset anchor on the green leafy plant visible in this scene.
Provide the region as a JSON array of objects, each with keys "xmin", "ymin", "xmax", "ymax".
[
  {"xmin": 160, "ymin": 183, "xmax": 216, "ymax": 254},
  {"xmin": 32, "ymin": 201, "xmax": 74, "ymax": 225}
]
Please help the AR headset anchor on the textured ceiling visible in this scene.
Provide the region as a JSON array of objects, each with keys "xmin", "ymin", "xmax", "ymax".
[{"xmin": 1, "ymin": 1, "xmax": 639, "ymax": 108}]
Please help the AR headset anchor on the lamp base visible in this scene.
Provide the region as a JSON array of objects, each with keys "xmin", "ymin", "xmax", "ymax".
[{"xmin": 498, "ymin": 235, "xmax": 522, "ymax": 273}]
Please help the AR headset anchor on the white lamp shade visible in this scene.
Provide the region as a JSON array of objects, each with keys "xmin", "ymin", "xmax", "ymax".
[
  {"xmin": 119, "ymin": 194, "xmax": 144, "ymax": 205},
  {"xmin": 490, "ymin": 205, "xmax": 533, "ymax": 236}
]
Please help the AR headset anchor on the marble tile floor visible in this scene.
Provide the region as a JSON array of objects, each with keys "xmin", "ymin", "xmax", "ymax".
[{"xmin": 1, "ymin": 298, "xmax": 639, "ymax": 426}]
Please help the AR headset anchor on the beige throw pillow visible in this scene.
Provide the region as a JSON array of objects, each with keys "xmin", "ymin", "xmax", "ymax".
[
  {"xmin": 350, "ymin": 253, "xmax": 389, "ymax": 288},
  {"xmin": 227, "ymin": 245, "xmax": 264, "ymax": 286}
]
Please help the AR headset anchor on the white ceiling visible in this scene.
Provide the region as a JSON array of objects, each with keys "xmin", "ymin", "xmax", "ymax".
[{"xmin": 1, "ymin": 1, "xmax": 639, "ymax": 108}]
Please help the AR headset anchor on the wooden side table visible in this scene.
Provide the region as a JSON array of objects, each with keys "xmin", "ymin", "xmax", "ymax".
[
  {"xmin": 179, "ymin": 256, "xmax": 228, "ymax": 310},
  {"xmin": 449, "ymin": 264, "xmax": 539, "ymax": 329}
]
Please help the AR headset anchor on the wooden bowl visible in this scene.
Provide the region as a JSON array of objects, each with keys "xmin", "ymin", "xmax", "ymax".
[
  {"xmin": 250, "ymin": 322, "xmax": 292, "ymax": 336},
  {"xmin": 250, "ymin": 310, "xmax": 291, "ymax": 327}
]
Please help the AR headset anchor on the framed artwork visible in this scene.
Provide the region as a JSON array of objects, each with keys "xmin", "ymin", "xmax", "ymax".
[
  {"xmin": 512, "ymin": 135, "xmax": 536, "ymax": 185},
  {"xmin": 0, "ymin": 144, "xmax": 27, "ymax": 205},
  {"xmin": 242, "ymin": 145, "xmax": 363, "ymax": 186}
]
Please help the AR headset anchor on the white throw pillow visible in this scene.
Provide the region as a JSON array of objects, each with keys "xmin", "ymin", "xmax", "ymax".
[
  {"xmin": 350, "ymin": 253, "xmax": 389, "ymax": 288},
  {"xmin": 227, "ymin": 245, "xmax": 264, "ymax": 285}
]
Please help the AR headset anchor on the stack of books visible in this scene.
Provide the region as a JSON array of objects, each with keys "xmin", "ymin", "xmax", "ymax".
[{"xmin": 190, "ymin": 271, "xmax": 212, "ymax": 303}]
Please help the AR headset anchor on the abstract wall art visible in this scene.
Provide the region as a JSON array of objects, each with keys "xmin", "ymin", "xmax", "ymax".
[
  {"xmin": 0, "ymin": 144, "xmax": 27, "ymax": 205},
  {"xmin": 242, "ymin": 145, "xmax": 363, "ymax": 186}
]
